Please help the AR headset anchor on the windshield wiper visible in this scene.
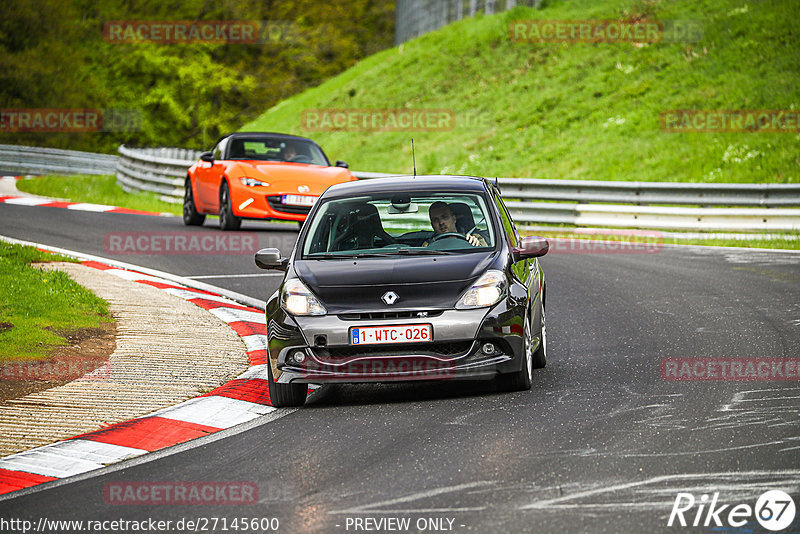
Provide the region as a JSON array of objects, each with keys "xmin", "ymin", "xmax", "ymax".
[
  {"xmin": 306, "ymin": 249, "xmax": 456, "ymax": 259},
  {"xmin": 306, "ymin": 253, "xmax": 398, "ymax": 259},
  {"xmin": 394, "ymin": 248, "xmax": 454, "ymax": 255},
  {"xmin": 305, "ymin": 253, "xmax": 359, "ymax": 259}
]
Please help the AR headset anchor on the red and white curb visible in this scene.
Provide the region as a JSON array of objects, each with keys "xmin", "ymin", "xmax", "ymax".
[
  {"xmin": 0, "ymin": 176, "xmax": 170, "ymax": 217},
  {"xmin": 0, "ymin": 253, "xmax": 285, "ymax": 496}
]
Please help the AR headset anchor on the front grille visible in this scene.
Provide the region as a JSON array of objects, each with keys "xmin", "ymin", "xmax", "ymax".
[
  {"xmin": 337, "ymin": 311, "xmax": 444, "ymax": 321},
  {"xmin": 312, "ymin": 341, "xmax": 474, "ymax": 361},
  {"xmin": 267, "ymin": 196, "xmax": 311, "ymax": 215}
]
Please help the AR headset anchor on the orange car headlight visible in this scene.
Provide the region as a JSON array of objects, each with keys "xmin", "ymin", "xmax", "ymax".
[{"xmin": 240, "ymin": 177, "xmax": 270, "ymax": 187}]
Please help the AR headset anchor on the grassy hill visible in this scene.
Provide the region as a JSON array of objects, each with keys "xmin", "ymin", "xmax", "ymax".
[{"xmin": 243, "ymin": 0, "xmax": 799, "ymax": 183}]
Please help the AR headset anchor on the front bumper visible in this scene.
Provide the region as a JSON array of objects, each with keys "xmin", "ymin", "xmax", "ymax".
[
  {"xmin": 231, "ymin": 188, "xmax": 313, "ymax": 222},
  {"xmin": 267, "ymin": 304, "xmax": 526, "ymax": 384}
]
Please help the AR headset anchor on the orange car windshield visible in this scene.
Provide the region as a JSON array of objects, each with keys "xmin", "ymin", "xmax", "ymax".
[{"xmin": 227, "ymin": 138, "xmax": 329, "ymax": 166}]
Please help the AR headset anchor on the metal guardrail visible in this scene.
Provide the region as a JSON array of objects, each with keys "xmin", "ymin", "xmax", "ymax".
[
  {"xmin": 116, "ymin": 145, "xmax": 202, "ymax": 203},
  {"xmin": 353, "ymin": 173, "xmax": 800, "ymax": 232},
  {"xmin": 357, "ymin": 172, "xmax": 800, "ymax": 208},
  {"xmin": 497, "ymin": 178, "xmax": 800, "ymax": 208},
  {"xmin": 3, "ymin": 143, "xmax": 796, "ymax": 232},
  {"xmin": 0, "ymin": 144, "xmax": 118, "ymax": 176},
  {"xmin": 113, "ymin": 146, "xmax": 800, "ymax": 231}
]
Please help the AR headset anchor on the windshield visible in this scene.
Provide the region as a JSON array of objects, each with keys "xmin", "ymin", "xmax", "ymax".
[
  {"xmin": 226, "ymin": 136, "xmax": 329, "ymax": 166},
  {"xmin": 301, "ymin": 192, "xmax": 496, "ymax": 258}
]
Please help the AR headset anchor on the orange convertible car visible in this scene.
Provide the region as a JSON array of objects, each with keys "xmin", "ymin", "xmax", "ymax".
[{"xmin": 184, "ymin": 132, "xmax": 357, "ymax": 230}]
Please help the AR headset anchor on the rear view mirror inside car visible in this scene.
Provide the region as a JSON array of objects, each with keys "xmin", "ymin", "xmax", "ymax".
[{"xmin": 388, "ymin": 194, "xmax": 418, "ymax": 213}]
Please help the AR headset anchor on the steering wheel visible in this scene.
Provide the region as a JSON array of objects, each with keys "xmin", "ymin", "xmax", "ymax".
[
  {"xmin": 289, "ymin": 155, "xmax": 313, "ymax": 163},
  {"xmin": 430, "ymin": 232, "xmax": 469, "ymax": 243}
]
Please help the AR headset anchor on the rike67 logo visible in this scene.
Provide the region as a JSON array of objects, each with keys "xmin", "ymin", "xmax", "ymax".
[{"xmin": 668, "ymin": 490, "xmax": 796, "ymax": 531}]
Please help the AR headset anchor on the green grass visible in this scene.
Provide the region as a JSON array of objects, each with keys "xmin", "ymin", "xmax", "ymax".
[
  {"xmin": 243, "ymin": 0, "xmax": 800, "ymax": 183},
  {"xmin": 0, "ymin": 242, "xmax": 112, "ymax": 362},
  {"xmin": 16, "ymin": 175, "xmax": 182, "ymax": 216}
]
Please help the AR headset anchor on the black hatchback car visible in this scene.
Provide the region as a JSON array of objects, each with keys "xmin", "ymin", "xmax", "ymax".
[{"xmin": 255, "ymin": 175, "xmax": 549, "ymax": 406}]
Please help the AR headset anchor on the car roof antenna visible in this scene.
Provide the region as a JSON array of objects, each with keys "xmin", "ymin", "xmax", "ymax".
[{"xmin": 411, "ymin": 138, "xmax": 416, "ymax": 177}]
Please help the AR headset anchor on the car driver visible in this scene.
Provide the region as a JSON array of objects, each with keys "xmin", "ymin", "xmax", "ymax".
[
  {"xmin": 283, "ymin": 142, "xmax": 299, "ymax": 161},
  {"xmin": 424, "ymin": 201, "xmax": 487, "ymax": 247}
]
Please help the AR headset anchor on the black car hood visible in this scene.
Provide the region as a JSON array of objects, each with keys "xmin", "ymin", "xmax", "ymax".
[{"xmin": 294, "ymin": 253, "xmax": 497, "ymax": 313}]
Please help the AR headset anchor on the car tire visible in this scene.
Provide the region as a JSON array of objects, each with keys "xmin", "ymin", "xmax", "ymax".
[
  {"xmin": 266, "ymin": 359, "xmax": 307, "ymax": 407},
  {"xmin": 219, "ymin": 181, "xmax": 241, "ymax": 231},
  {"xmin": 532, "ymin": 301, "xmax": 547, "ymax": 369},
  {"xmin": 497, "ymin": 311, "xmax": 533, "ymax": 392},
  {"xmin": 183, "ymin": 178, "xmax": 205, "ymax": 226}
]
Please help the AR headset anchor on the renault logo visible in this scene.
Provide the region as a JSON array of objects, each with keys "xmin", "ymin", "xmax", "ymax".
[
  {"xmin": 382, "ymin": 291, "xmax": 399, "ymax": 305},
  {"xmin": 298, "ymin": 185, "xmax": 310, "ymax": 193}
]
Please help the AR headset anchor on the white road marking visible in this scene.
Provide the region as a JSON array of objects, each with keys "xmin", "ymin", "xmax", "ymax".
[
  {"xmin": 104, "ymin": 268, "xmax": 173, "ymax": 284},
  {"xmin": 241, "ymin": 333, "xmax": 269, "ymax": 353},
  {"xmin": 163, "ymin": 288, "xmax": 241, "ymax": 305},
  {"xmin": 236, "ymin": 364, "xmax": 270, "ymax": 380},
  {"xmin": 0, "ymin": 440, "xmax": 147, "ymax": 479},
  {"xmin": 329, "ymin": 481, "xmax": 493, "ymax": 514},
  {"xmin": 148, "ymin": 396, "xmax": 275, "ymax": 428},
  {"xmin": 2, "ymin": 197, "xmax": 52, "ymax": 206},
  {"xmin": 65, "ymin": 203, "xmax": 115, "ymax": 212},
  {"xmin": 207, "ymin": 307, "xmax": 264, "ymax": 325}
]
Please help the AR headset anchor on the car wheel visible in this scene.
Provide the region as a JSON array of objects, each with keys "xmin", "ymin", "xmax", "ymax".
[
  {"xmin": 266, "ymin": 358, "xmax": 306, "ymax": 407},
  {"xmin": 183, "ymin": 178, "xmax": 205, "ymax": 226},
  {"xmin": 497, "ymin": 311, "xmax": 533, "ymax": 392},
  {"xmin": 533, "ymin": 301, "xmax": 547, "ymax": 369},
  {"xmin": 219, "ymin": 181, "xmax": 241, "ymax": 231}
]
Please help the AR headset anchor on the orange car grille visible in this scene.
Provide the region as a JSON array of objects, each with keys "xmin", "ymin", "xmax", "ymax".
[{"xmin": 267, "ymin": 196, "xmax": 312, "ymax": 215}]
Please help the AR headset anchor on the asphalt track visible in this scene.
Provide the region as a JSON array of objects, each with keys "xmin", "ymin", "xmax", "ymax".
[{"xmin": 1, "ymin": 204, "xmax": 799, "ymax": 533}]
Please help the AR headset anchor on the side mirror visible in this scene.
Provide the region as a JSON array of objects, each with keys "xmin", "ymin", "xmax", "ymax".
[
  {"xmin": 513, "ymin": 236, "xmax": 549, "ymax": 261},
  {"xmin": 255, "ymin": 248, "xmax": 288, "ymax": 271},
  {"xmin": 200, "ymin": 151, "xmax": 214, "ymax": 163},
  {"xmin": 335, "ymin": 160, "xmax": 349, "ymax": 168}
]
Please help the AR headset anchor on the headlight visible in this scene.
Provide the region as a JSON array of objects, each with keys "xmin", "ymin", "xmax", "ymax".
[
  {"xmin": 456, "ymin": 270, "xmax": 507, "ymax": 309},
  {"xmin": 240, "ymin": 177, "xmax": 269, "ymax": 187},
  {"xmin": 282, "ymin": 278, "xmax": 326, "ymax": 316}
]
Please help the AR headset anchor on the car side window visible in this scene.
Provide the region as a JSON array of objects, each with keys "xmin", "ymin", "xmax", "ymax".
[
  {"xmin": 493, "ymin": 191, "xmax": 518, "ymax": 248},
  {"xmin": 213, "ymin": 137, "xmax": 229, "ymax": 160}
]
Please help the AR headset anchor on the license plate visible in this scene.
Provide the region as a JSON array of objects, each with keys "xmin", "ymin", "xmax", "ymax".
[
  {"xmin": 350, "ymin": 324, "xmax": 432, "ymax": 345},
  {"xmin": 282, "ymin": 194, "xmax": 316, "ymax": 206}
]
